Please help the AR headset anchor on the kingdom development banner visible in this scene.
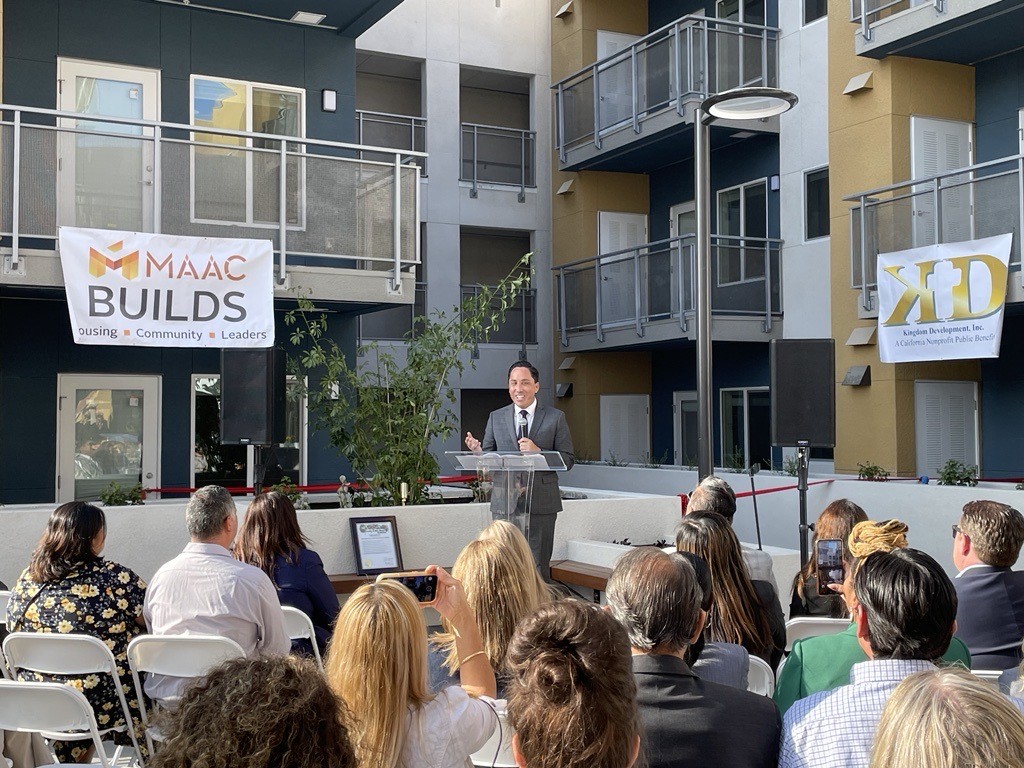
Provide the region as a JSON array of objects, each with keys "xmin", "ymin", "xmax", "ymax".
[
  {"xmin": 877, "ymin": 233, "xmax": 1013, "ymax": 363},
  {"xmin": 58, "ymin": 227, "xmax": 274, "ymax": 348}
]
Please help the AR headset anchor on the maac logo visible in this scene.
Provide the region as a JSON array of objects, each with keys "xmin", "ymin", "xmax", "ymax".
[
  {"xmin": 88, "ymin": 240, "xmax": 139, "ymax": 280},
  {"xmin": 881, "ymin": 253, "xmax": 1008, "ymax": 327}
]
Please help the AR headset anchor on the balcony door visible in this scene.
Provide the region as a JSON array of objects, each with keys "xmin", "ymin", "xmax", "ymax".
[
  {"xmin": 911, "ymin": 116, "xmax": 972, "ymax": 248},
  {"xmin": 596, "ymin": 31, "xmax": 641, "ymax": 134},
  {"xmin": 673, "ymin": 391, "xmax": 698, "ymax": 466},
  {"xmin": 669, "ymin": 202, "xmax": 696, "ymax": 314},
  {"xmin": 598, "ymin": 211, "xmax": 647, "ymax": 327},
  {"xmin": 56, "ymin": 374, "xmax": 161, "ymax": 503},
  {"xmin": 715, "ymin": 0, "xmax": 766, "ymax": 90},
  {"xmin": 57, "ymin": 58, "xmax": 160, "ymax": 232}
]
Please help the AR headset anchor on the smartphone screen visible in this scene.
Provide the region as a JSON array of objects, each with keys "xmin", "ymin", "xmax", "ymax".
[
  {"xmin": 380, "ymin": 573, "xmax": 438, "ymax": 604},
  {"xmin": 816, "ymin": 539, "xmax": 845, "ymax": 596}
]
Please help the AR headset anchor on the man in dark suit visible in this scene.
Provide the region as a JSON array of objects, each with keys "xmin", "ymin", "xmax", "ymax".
[
  {"xmin": 953, "ymin": 499, "xmax": 1024, "ymax": 670},
  {"xmin": 606, "ymin": 547, "xmax": 780, "ymax": 768},
  {"xmin": 465, "ymin": 360, "xmax": 574, "ymax": 580}
]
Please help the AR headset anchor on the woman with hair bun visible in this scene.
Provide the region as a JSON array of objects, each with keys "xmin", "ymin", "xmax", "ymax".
[{"xmin": 506, "ymin": 600, "xmax": 641, "ymax": 768}]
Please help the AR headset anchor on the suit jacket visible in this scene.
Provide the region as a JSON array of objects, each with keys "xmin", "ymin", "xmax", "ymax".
[
  {"xmin": 633, "ymin": 653, "xmax": 781, "ymax": 768},
  {"xmin": 691, "ymin": 641, "xmax": 749, "ymax": 690},
  {"xmin": 481, "ymin": 402, "xmax": 574, "ymax": 516},
  {"xmin": 954, "ymin": 564, "xmax": 1024, "ymax": 670},
  {"xmin": 272, "ymin": 548, "xmax": 340, "ymax": 656}
]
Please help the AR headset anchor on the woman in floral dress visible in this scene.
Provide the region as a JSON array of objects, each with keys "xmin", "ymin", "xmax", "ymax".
[{"xmin": 6, "ymin": 502, "xmax": 148, "ymax": 763}]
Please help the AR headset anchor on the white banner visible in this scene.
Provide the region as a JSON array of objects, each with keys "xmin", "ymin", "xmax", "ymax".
[
  {"xmin": 58, "ymin": 227, "xmax": 274, "ymax": 348},
  {"xmin": 877, "ymin": 233, "xmax": 1013, "ymax": 363}
]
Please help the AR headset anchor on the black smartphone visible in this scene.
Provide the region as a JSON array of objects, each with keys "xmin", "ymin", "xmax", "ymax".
[
  {"xmin": 816, "ymin": 539, "xmax": 845, "ymax": 596},
  {"xmin": 376, "ymin": 571, "xmax": 438, "ymax": 605}
]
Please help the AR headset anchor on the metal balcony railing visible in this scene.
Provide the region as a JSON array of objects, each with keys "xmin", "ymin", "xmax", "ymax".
[
  {"xmin": 845, "ymin": 152, "xmax": 1024, "ymax": 311},
  {"xmin": 850, "ymin": 0, "xmax": 945, "ymax": 42},
  {"xmin": 358, "ymin": 282, "xmax": 427, "ymax": 341},
  {"xmin": 460, "ymin": 123, "xmax": 537, "ymax": 202},
  {"xmin": 1, "ymin": 103, "xmax": 424, "ymax": 291},
  {"xmin": 356, "ymin": 109, "xmax": 427, "ymax": 175},
  {"xmin": 552, "ymin": 15, "xmax": 780, "ymax": 162},
  {"xmin": 460, "ymin": 284, "xmax": 537, "ymax": 353},
  {"xmin": 555, "ymin": 234, "xmax": 782, "ymax": 346}
]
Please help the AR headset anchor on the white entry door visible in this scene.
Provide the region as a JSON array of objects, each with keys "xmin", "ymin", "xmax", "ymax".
[
  {"xmin": 910, "ymin": 116, "xmax": 972, "ymax": 248},
  {"xmin": 914, "ymin": 380, "xmax": 979, "ymax": 477},
  {"xmin": 57, "ymin": 374, "xmax": 161, "ymax": 503},
  {"xmin": 57, "ymin": 58, "xmax": 160, "ymax": 232},
  {"xmin": 669, "ymin": 202, "xmax": 696, "ymax": 313},
  {"xmin": 673, "ymin": 390, "xmax": 698, "ymax": 466},
  {"xmin": 598, "ymin": 211, "xmax": 648, "ymax": 326},
  {"xmin": 596, "ymin": 31, "xmax": 641, "ymax": 133},
  {"xmin": 600, "ymin": 394, "xmax": 651, "ymax": 463}
]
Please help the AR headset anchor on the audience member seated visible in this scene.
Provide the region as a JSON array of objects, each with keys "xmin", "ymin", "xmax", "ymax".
[
  {"xmin": 326, "ymin": 566, "xmax": 497, "ymax": 768},
  {"xmin": 144, "ymin": 485, "xmax": 290, "ymax": 705},
  {"xmin": 870, "ymin": 666, "xmax": 1024, "ymax": 768},
  {"xmin": 506, "ymin": 599, "xmax": 641, "ymax": 768},
  {"xmin": 607, "ymin": 547, "xmax": 780, "ymax": 768},
  {"xmin": 6, "ymin": 502, "xmax": 147, "ymax": 764},
  {"xmin": 676, "ymin": 511, "xmax": 786, "ymax": 668},
  {"xmin": 951, "ymin": 500, "xmax": 1024, "ymax": 670},
  {"xmin": 147, "ymin": 655, "xmax": 357, "ymax": 768},
  {"xmin": 775, "ymin": 519, "xmax": 970, "ymax": 715},
  {"xmin": 429, "ymin": 520, "xmax": 552, "ymax": 697},
  {"xmin": 234, "ymin": 491, "xmax": 339, "ymax": 657},
  {"xmin": 687, "ymin": 475, "xmax": 779, "ymax": 595},
  {"xmin": 790, "ymin": 499, "xmax": 867, "ymax": 618},
  {"xmin": 779, "ymin": 547, "xmax": 960, "ymax": 767},
  {"xmin": 677, "ymin": 550, "xmax": 749, "ymax": 689}
]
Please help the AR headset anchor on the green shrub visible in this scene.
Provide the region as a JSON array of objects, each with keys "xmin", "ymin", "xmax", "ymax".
[
  {"xmin": 857, "ymin": 462, "xmax": 889, "ymax": 482},
  {"xmin": 99, "ymin": 482, "xmax": 145, "ymax": 506},
  {"xmin": 937, "ymin": 460, "xmax": 978, "ymax": 487}
]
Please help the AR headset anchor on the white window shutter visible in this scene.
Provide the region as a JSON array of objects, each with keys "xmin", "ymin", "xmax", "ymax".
[{"xmin": 600, "ymin": 394, "xmax": 651, "ymax": 463}]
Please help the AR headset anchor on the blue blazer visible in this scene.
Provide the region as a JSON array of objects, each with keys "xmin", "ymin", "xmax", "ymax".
[
  {"xmin": 954, "ymin": 565, "xmax": 1024, "ymax": 670},
  {"xmin": 273, "ymin": 548, "xmax": 340, "ymax": 656}
]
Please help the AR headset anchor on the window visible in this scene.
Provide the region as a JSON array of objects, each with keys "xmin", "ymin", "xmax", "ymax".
[
  {"xmin": 716, "ymin": 179, "xmax": 768, "ymax": 285},
  {"xmin": 720, "ymin": 387, "xmax": 771, "ymax": 470},
  {"xmin": 191, "ymin": 375, "xmax": 306, "ymax": 489},
  {"xmin": 804, "ymin": 0, "xmax": 827, "ymax": 24},
  {"xmin": 805, "ymin": 167, "xmax": 830, "ymax": 240},
  {"xmin": 190, "ymin": 76, "xmax": 305, "ymax": 227}
]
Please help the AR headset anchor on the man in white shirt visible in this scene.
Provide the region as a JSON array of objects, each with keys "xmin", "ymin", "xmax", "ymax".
[
  {"xmin": 144, "ymin": 485, "xmax": 290, "ymax": 704},
  {"xmin": 686, "ymin": 476, "xmax": 779, "ymax": 596}
]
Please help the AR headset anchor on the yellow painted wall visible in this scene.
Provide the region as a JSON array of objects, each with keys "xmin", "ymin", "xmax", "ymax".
[
  {"xmin": 828, "ymin": 0, "xmax": 977, "ymax": 476},
  {"xmin": 550, "ymin": 0, "xmax": 652, "ymax": 461}
]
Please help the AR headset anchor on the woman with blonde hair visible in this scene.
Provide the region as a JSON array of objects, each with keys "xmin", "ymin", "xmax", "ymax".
[
  {"xmin": 789, "ymin": 499, "xmax": 868, "ymax": 618},
  {"xmin": 870, "ymin": 666, "xmax": 1024, "ymax": 768},
  {"xmin": 326, "ymin": 566, "xmax": 497, "ymax": 768},
  {"xmin": 675, "ymin": 511, "xmax": 786, "ymax": 668},
  {"xmin": 430, "ymin": 520, "xmax": 552, "ymax": 696},
  {"xmin": 774, "ymin": 519, "xmax": 971, "ymax": 714}
]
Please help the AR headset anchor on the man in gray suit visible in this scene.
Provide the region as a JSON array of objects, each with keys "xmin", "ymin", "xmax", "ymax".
[{"xmin": 465, "ymin": 360, "xmax": 574, "ymax": 580}]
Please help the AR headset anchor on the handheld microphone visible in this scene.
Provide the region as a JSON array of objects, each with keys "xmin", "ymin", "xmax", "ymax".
[{"xmin": 517, "ymin": 411, "xmax": 528, "ymax": 442}]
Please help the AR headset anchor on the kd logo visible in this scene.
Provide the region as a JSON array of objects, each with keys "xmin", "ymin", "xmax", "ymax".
[
  {"xmin": 88, "ymin": 240, "xmax": 139, "ymax": 280},
  {"xmin": 881, "ymin": 254, "xmax": 1008, "ymax": 327}
]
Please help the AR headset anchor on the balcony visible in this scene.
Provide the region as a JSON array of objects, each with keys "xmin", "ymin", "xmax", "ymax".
[
  {"xmin": 850, "ymin": 0, "xmax": 1024, "ymax": 64},
  {"xmin": 358, "ymin": 282, "xmax": 427, "ymax": 342},
  {"xmin": 555, "ymin": 235, "xmax": 782, "ymax": 353},
  {"xmin": 846, "ymin": 152, "xmax": 1024, "ymax": 313},
  {"xmin": 356, "ymin": 110, "xmax": 427, "ymax": 175},
  {"xmin": 461, "ymin": 284, "xmax": 537, "ymax": 355},
  {"xmin": 0, "ymin": 104, "xmax": 423, "ymax": 305},
  {"xmin": 552, "ymin": 15, "xmax": 779, "ymax": 171},
  {"xmin": 460, "ymin": 123, "xmax": 537, "ymax": 202}
]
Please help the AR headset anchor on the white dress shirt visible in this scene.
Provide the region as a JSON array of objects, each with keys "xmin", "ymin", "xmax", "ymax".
[
  {"xmin": 516, "ymin": 398, "xmax": 538, "ymax": 439},
  {"xmin": 143, "ymin": 542, "xmax": 290, "ymax": 704}
]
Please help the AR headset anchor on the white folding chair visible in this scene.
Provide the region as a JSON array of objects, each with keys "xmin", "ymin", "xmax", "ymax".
[
  {"xmin": 785, "ymin": 617, "xmax": 850, "ymax": 652},
  {"xmin": 127, "ymin": 635, "xmax": 245, "ymax": 755},
  {"xmin": 471, "ymin": 702, "xmax": 515, "ymax": 768},
  {"xmin": 971, "ymin": 668, "xmax": 1003, "ymax": 689},
  {"xmin": 0, "ymin": 679, "xmax": 111, "ymax": 767},
  {"xmin": 747, "ymin": 655, "xmax": 775, "ymax": 697},
  {"xmin": 281, "ymin": 606, "xmax": 323, "ymax": 670},
  {"xmin": 3, "ymin": 632, "xmax": 143, "ymax": 765}
]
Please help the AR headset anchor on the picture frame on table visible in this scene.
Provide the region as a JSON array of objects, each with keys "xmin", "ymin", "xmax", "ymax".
[{"xmin": 350, "ymin": 515, "xmax": 404, "ymax": 576}]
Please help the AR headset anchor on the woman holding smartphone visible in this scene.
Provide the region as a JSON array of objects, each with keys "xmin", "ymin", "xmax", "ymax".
[{"xmin": 326, "ymin": 565, "xmax": 497, "ymax": 768}]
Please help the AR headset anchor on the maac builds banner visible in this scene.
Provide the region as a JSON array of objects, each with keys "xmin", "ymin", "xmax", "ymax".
[
  {"xmin": 877, "ymin": 233, "xmax": 1013, "ymax": 363},
  {"xmin": 59, "ymin": 227, "xmax": 274, "ymax": 348}
]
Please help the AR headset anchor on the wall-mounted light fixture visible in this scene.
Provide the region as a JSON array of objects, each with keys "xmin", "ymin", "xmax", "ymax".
[{"xmin": 321, "ymin": 89, "xmax": 337, "ymax": 113}]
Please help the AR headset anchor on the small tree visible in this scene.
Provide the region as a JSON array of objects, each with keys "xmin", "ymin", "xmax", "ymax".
[{"xmin": 286, "ymin": 254, "xmax": 532, "ymax": 506}]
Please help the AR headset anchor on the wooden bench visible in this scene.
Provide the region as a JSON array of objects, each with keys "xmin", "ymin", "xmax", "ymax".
[{"xmin": 550, "ymin": 560, "xmax": 612, "ymax": 603}]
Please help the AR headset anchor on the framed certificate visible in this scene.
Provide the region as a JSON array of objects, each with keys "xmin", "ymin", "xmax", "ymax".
[{"xmin": 350, "ymin": 515, "xmax": 403, "ymax": 575}]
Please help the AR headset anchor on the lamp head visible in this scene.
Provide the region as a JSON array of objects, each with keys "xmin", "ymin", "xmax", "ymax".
[{"xmin": 701, "ymin": 87, "xmax": 798, "ymax": 121}]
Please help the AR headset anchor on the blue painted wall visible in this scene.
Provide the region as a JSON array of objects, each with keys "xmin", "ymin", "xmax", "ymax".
[
  {"xmin": 974, "ymin": 50, "xmax": 1024, "ymax": 164},
  {"xmin": 980, "ymin": 312, "xmax": 1024, "ymax": 479}
]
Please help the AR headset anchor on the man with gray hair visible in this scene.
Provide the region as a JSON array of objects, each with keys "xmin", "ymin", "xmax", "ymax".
[
  {"xmin": 143, "ymin": 485, "xmax": 290, "ymax": 704},
  {"xmin": 607, "ymin": 547, "xmax": 780, "ymax": 768}
]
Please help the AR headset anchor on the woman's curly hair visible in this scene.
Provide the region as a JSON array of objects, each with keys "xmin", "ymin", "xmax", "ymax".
[{"xmin": 148, "ymin": 655, "xmax": 357, "ymax": 768}]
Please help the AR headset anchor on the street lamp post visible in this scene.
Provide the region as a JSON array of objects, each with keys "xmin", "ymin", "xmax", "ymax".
[{"xmin": 694, "ymin": 87, "xmax": 798, "ymax": 481}]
